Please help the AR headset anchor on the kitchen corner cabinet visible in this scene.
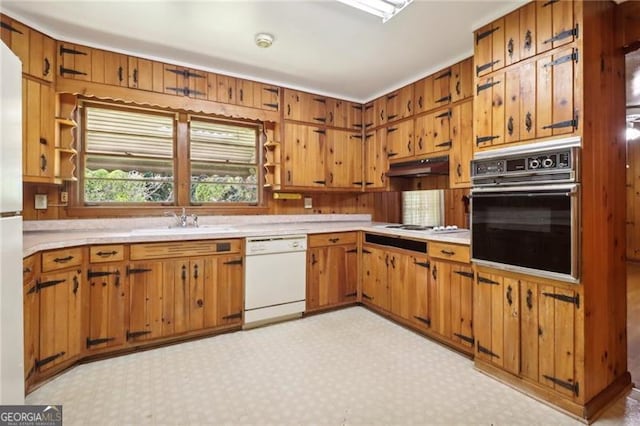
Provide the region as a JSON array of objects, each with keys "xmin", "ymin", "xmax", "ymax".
[
  {"xmin": 23, "ymin": 78, "xmax": 55, "ymax": 183},
  {"xmin": 1, "ymin": 15, "xmax": 55, "ymax": 82},
  {"xmin": 363, "ymin": 129, "xmax": 388, "ymax": 190},
  {"xmin": 428, "ymin": 242, "xmax": 474, "ymax": 350},
  {"xmin": 474, "ymin": 267, "xmax": 581, "ymax": 401},
  {"xmin": 306, "ymin": 233, "xmax": 358, "ymax": 311}
]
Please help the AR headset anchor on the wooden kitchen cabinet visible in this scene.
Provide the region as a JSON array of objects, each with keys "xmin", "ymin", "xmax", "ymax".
[
  {"xmin": 283, "ymin": 122, "xmax": 326, "ymax": 187},
  {"xmin": 163, "ymin": 64, "xmax": 208, "ymax": 99},
  {"xmin": 23, "ymin": 255, "xmax": 39, "ymax": 383},
  {"xmin": 361, "ymin": 245, "xmax": 390, "ymax": 310},
  {"xmin": 414, "ymin": 108, "xmax": 451, "ymax": 157},
  {"xmin": 216, "ymin": 75, "xmax": 237, "ymax": 104},
  {"xmin": 474, "ymin": 72, "xmax": 505, "ymax": 151},
  {"xmin": 212, "ymin": 254, "xmax": 244, "ymax": 327},
  {"xmin": 91, "ymin": 49, "xmax": 128, "ymax": 87},
  {"xmin": 372, "ymin": 96, "xmax": 387, "ymax": 128},
  {"xmin": 363, "ymin": 129, "xmax": 387, "ymax": 190},
  {"xmin": 385, "ymin": 119, "xmax": 414, "ymax": 161},
  {"xmin": 347, "ymin": 102, "xmax": 363, "ymax": 131},
  {"xmin": 363, "ymin": 102, "xmax": 374, "ymax": 129},
  {"xmin": 536, "ymin": 47, "xmax": 577, "ymax": 139},
  {"xmin": 23, "ymin": 78, "xmax": 55, "ymax": 183},
  {"xmin": 429, "ymin": 242, "xmax": 474, "ymax": 350},
  {"xmin": 161, "ymin": 259, "xmax": 192, "ymax": 336},
  {"xmin": 326, "ymin": 129, "xmax": 363, "ymax": 189},
  {"xmin": 306, "ymin": 233, "xmax": 358, "ymax": 311},
  {"xmin": 536, "ymin": 0, "xmax": 576, "ymax": 54},
  {"xmin": 386, "ymin": 84, "xmax": 414, "ymax": 122},
  {"xmin": 284, "ymin": 89, "xmax": 327, "ymax": 124},
  {"xmin": 474, "ymin": 18, "xmax": 505, "ymax": 77},
  {"xmin": 85, "ymin": 262, "xmax": 127, "ymax": 351},
  {"xmin": 503, "ymin": 63, "xmax": 538, "ymax": 144},
  {"xmin": 29, "ymin": 29, "xmax": 55, "ymax": 82},
  {"xmin": 256, "ymin": 83, "xmax": 280, "ymax": 111},
  {"xmin": 449, "ymin": 100, "xmax": 473, "ymax": 188},
  {"xmin": 450, "ymin": 57, "xmax": 473, "ymax": 103},
  {"xmin": 127, "ymin": 56, "xmax": 156, "ymax": 91},
  {"xmin": 127, "ymin": 261, "xmax": 164, "ymax": 342},
  {"xmin": 414, "ymin": 69, "xmax": 451, "ymax": 114},
  {"xmin": 58, "ymin": 42, "xmax": 92, "ymax": 80}
]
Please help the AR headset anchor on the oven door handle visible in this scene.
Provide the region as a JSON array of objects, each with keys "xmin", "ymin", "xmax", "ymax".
[
  {"xmin": 471, "ymin": 191, "xmax": 576, "ymax": 198},
  {"xmin": 471, "ymin": 183, "xmax": 578, "ymax": 195}
]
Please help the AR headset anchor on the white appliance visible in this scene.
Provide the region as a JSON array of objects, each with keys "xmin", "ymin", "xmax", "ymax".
[
  {"xmin": 244, "ymin": 235, "xmax": 307, "ymax": 328},
  {"xmin": 0, "ymin": 41, "xmax": 24, "ymax": 404}
]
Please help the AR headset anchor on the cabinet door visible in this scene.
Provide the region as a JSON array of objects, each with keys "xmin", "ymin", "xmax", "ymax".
[
  {"xmin": 284, "ymin": 89, "xmax": 302, "ymax": 120},
  {"xmin": 537, "ymin": 0, "xmax": 575, "ymax": 53},
  {"xmin": 28, "ymin": 30, "xmax": 55, "ymax": 82},
  {"xmin": 187, "ymin": 68, "xmax": 208, "ymax": 100},
  {"xmin": 326, "ymin": 129, "xmax": 362, "ymax": 189},
  {"xmin": 162, "ymin": 260, "xmax": 191, "ymax": 336},
  {"xmin": 475, "ymin": 19, "xmax": 504, "ymax": 77},
  {"xmin": 373, "ymin": 96, "xmax": 387, "ymax": 127},
  {"xmin": 38, "ymin": 269, "xmax": 82, "ymax": 372},
  {"xmin": 23, "ymin": 257, "xmax": 39, "ymax": 382},
  {"xmin": 127, "ymin": 261, "xmax": 163, "ymax": 342},
  {"xmin": 347, "ymin": 102, "xmax": 363, "ymax": 131},
  {"xmin": 450, "ymin": 58, "xmax": 473, "ymax": 103},
  {"xmin": 326, "ymin": 98, "xmax": 346, "ymax": 128},
  {"xmin": 301, "ymin": 93, "xmax": 327, "ymax": 125},
  {"xmin": 214, "ymin": 255, "xmax": 243, "ymax": 326},
  {"xmin": 430, "ymin": 260, "xmax": 452, "ymax": 338},
  {"xmin": 23, "ymin": 79, "xmax": 55, "ymax": 182},
  {"xmin": 432, "ymin": 69, "xmax": 451, "ymax": 109},
  {"xmin": 386, "ymin": 85, "xmax": 414, "ymax": 122},
  {"xmin": 408, "ymin": 256, "xmax": 431, "ymax": 331},
  {"xmin": 363, "ymin": 130, "xmax": 387, "ymax": 189},
  {"xmin": 521, "ymin": 282, "xmax": 579, "ymax": 398},
  {"xmin": 414, "ymin": 76, "xmax": 432, "ymax": 114},
  {"xmin": 536, "ymin": 48, "xmax": 577, "ymax": 138},
  {"xmin": 519, "ymin": 2, "xmax": 536, "ymax": 60},
  {"xmin": 431, "ymin": 108, "xmax": 452, "ymax": 153},
  {"xmin": 450, "ymin": 101, "xmax": 473, "ymax": 188},
  {"xmin": 363, "ymin": 102, "xmax": 375, "ymax": 129},
  {"xmin": 189, "ymin": 257, "xmax": 212, "ymax": 330},
  {"xmin": 217, "ymin": 75, "xmax": 237, "ymax": 104},
  {"xmin": 86, "ymin": 264, "xmax": 126, "ymax": 351},
  {"xmin": 307, "ymin": 245, "xmax": 358, "ymax": 310},
  {"xmin": 389, "ymin": 252, "xmax": 411, "ymax": 320},
  {"xmin": 504, "ymin": 9, "xmax": 521, "ymax": 66},
  {"xmin": 256, "ymin": 83, "xmax": 279, "ymax": 111},
  {"xmin": 283, "ymin": 123, "xmax": 326, "ymax": 187},
  {"xmin": 58, "ymin": 42, "xmax": 92, "ymax": 80},
  {"xmin": 361, "ymin": 246, "xmax": 389, "ymax": 310},
  {"xmin": 385, "ymin": 120, "xmax": 414, "ymax": 161},
  {"xmin": 504, "ymin": 67, "xmax": 521, "ymax": 144},
  {"xmin": 449, "ymin": 265, "xmax": 475, "ymax": 348},
  {"xmin": 101, "ymin": 51, "xmax": 128, "ymax": 87},
  {"xmin": 474, "ymin": 72, "xmax": 505, "ymax": 150},
  {"xmin": 6, "ymin": 19, "xmax": 29, "ymax": 73},
  {"xmin": 236, "ymin": 79, "xmax": 255, "ymax": 107},
  {"xmin": 128, "ymin": 57, "xmax": 154, "ymax": 91}
]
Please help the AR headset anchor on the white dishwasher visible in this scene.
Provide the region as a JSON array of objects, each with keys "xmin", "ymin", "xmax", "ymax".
[{"xmin": 244, "ymin": 235, "xmax": 307, "ymax": 328}]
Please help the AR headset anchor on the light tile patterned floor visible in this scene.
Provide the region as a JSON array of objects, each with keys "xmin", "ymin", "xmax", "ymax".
[{"xmin": 26, "ymin": 307, "xmax": 639, "ymax": 425}]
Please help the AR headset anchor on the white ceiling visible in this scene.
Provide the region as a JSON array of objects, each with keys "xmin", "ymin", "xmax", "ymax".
[{"xmin": 2, "ymin": 0, "xmax": 526, "ymax": 103}]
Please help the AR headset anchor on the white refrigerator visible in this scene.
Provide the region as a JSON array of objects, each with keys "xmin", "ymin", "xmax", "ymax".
[{"xmin": 0, "ymin": 41, "xmax": 25, "ymax": 404}]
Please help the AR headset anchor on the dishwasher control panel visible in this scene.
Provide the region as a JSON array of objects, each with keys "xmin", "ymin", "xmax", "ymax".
[{"xmin": 245, "ymin": 235, "xmax": 308, "ymax": 255}]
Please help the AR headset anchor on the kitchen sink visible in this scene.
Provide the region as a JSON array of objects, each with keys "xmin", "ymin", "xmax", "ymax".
[{"xmin": 131, "ymin": 225, "xmax": 238, "ymax": 235}]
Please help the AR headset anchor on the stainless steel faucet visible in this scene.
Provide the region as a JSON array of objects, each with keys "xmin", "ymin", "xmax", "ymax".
[{"xmin": 165, "ymin": 207, "xmax": 189, "ymax": 228}]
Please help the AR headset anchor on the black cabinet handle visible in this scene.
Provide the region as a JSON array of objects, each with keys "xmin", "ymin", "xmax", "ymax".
[
  {"xmin": 118, "ymin": 66, "xmax": 123, "ymax": 82},
  {"xmin": 96, "ymin": 250, "xmax": 117, "ymax": 257},
  {"xmin": 287, "ymin": 170, "xmax": 291, "ymax": 183},
  {"xmin": 507, "ymin": 116, "xmax": 514, "ymax": 136},
  {"xmin": 133, "ymin": 68, "xmax": 138, "ymax": 84},
  {"xmin": 380, "ymin": 110, "xmax": 384, "ymax": 122},
  {"xmin": 228, "ymin": 87, "xmax": 232, "ymax": 100},
  {"xmin": 54, "ymin": 255, "xmax": 73, "ymax": 263},
  {"xmin": 526, "ymin": 289, "xmax": 533, "ymax": 310},
  {"xmin": 385, "ymin": 254, "xmax": 389, "ymax": 267},
  {"xmin": 390, "ymin": 256, "xmax": 396, "ymax": 269},
  {"xmin": 43, "ymin": 58, "xmax": 51, "ymax": 76},
  {"xmin": 181, "ymin": 265, "xmax": 187, "ymax": 282},
  {"xmin": 407, "ymin": 100, "xmax": 411, "ymax": 113},
  {"xmin": 40, "ymin": 154, "xmax": 47, "ymax": 172},
  {"xmin": 239, "ymin": 88, "xmax": 244, "ymax": 102},
  {"xmin": 506, "ymin": 285, "xmax": 513, "ymax": 306},
  {"xmin": 194, "ymin": 264, "xmax": 199, "ymax": 280},
  {"xmin": 455, "ymin": 80, "xmax": 461, "ymax": 96},
  {"xmin": 524, "ymin": 30, "xmax": 532, "ymax": 51},
  {"xmin": 418, "ymin": 137, "xmax": 423, "ymax": 151},
  {"xmin": 525, "ymin": 112, "xmax": 533, "ymax": 133},
  {"xmin": 329, "ymin": 111, "xmax": 334, "ymax": 123},
  {"xmin": 432, "ymin": 265, "xmax": 437, "ymax": 281},
  {"xmin": 328, "ymin": 238, "xmax": 340, "ymax": 243},
  {"xmin": 440, "ymin": 249, "xmax": 455, "ymax": 256},
  {"xmin": 457, "ymin": 163, "xmax": 462, "ymax": 177},
  {"xmin": 311, "ymin": 253, "xmax": 317, "ymax": 266},
  {"xmin": 507, "ymin": 38, "xmax": 514, "ymax": 58},
  {"xmin": 287, "ymin": 104, "xmax": 291, "ymax": 116},
  {"xmin": 73, "ymin": 275, "xmax": 79, "ymax": 295},
  {"xmin": 418, "ymin": 96, "xmax": 423, "ymax": 110}
]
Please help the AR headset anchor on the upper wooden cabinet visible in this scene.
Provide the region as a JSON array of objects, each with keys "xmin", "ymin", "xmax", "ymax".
[
  {"xmin": 474, "ymin": 18, "xmax": 505, "ymax": 77},
  {"xmin": 91, "ymin": 50, "xmax": 128, "ymax": 87},
  {"xmin": 385, "ymin": 119, "xmax": 414, "ymax": 161},
  {"xmin": 386, "ymin": 84, "xmax": 414, "ymax": 122},
  {"xmin": 449, "ymin": 101, "xmax": 473, "ymax": 188},
  {"xmin": 450, "ymin": 58, "xmax": 473, "ymax": 103},
  {"xmin": 326, "ymin": 99, "xmax": 363, "ymax": 130},
  {"xmin": 57, "ymin": 42, "xmax": 92, "ymax": 80},
  {"xmin": 363, "ymin": 129, "xmax": 387, "ymax": 190},
  {"xmin": 23, "ymin": 78, "xmax": 55, "ymax": 183},
  {"xmin": 161, "ymin": 64, "xmax": 208, "ymax": 99},
  {"xmin": 536, "ymin": 0, "xmax": 576, "ymax": 53},
  {"xmin": 284, "ymin": 89, "xmax": 327, "ymax": 125},
  {"xmin": 1, "ymin": 15, "xmax": 55, "ymax": 82},
  {"xmin": 504, "ymin": 3, "xmax": 536, "ymax": 66}
]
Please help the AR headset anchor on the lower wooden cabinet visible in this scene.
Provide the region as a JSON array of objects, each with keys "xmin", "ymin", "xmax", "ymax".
[
  {"xmin": 127, "ymin": 260, "xmax": 164, "ymax": 342},
  {"xmin": 86, "ymin": 262, "xmax": 127, "ymax": 351},
  {"xmin": 474, "ymin": 267, "xmax": 581, "ymax": 400},
  {"xmin": 306, "ymin": 233, "xmax": 358, "ymax": 311}
]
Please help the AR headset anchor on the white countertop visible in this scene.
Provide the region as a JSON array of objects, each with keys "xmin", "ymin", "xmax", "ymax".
[{"xmin": 23, "ymin": 215, "xmax": 470, "ymax": 257}]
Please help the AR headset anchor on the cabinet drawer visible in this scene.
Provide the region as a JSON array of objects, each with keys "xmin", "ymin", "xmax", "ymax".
[
  {"xmin": 42, "ymin": 247, "xmax": 83, "ymax": 272},
  {"xmin": 308, "ymin": 232, "xmax": 357, "ymax": 248},
  {"xmin": 130, "ymin": 239, "xmax": 241, "ymax": 260},
  {"xmin": 89, "ymin": 244, "xmax": 125, "ymax": 263},
  {"xmin": 428, "ymin": 241, "xmax": 470, "ymax": 263}
]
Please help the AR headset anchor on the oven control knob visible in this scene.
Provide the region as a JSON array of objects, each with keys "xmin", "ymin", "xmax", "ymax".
[
  {"xmin": 529, "ymin": 159, "xmax": 540, "ymax": 169},
  {"xmin": 542, "ymin": 158, "xmax": 554, "ymax": 168}
]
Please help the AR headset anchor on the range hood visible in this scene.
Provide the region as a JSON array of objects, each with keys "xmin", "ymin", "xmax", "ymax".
[{"xmin": 386, "ymin": 155, "xmax": 449, "ymax": 177}]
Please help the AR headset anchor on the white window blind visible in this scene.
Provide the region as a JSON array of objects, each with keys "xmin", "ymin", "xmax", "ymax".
[{"xmin": 402, "ymin": 190, "xmax": 444, "ymax": 227}]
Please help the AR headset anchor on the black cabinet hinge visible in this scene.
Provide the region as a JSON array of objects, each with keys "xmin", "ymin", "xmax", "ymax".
[
  {"xmin": 126, "ymin": 330, "xmax": 152, "ymax": 340},
  {"xmin": 544, "ymin": 49, "xmax": 579, "ymax": 68},
  {"xmin": 35, "ymin": 352, "xmax": 66, "ymax": 369},
  {"xmin": 165, "ymin": 86, "xmax": 205, "ymax": 97},
  {"xmin": 223, "ymin": 259, "xmax": 243, "ymax": 266},
  {"xmin": 476, "ymin": 26, "xmax": 500, "ymax": 44},
  {"xmin": 87, "ymin": 270, "xmax": 120, "ymax": 279},
  {"xmin": 542, "ymin": 116, "xmax": 578, "ymax": 131},
  {"xmin": 477, "ymin": 275, "xmax": 500, "ymax": 285},
  {"xmin": 543, "ymin": 375, "xmax": 579, "ymax": 396},
  {"xmin": 263, "ymin": 87, "xmax": 279, "ymax": 94},
  {"xmin": 344, "ymin": 292, "xmax": 357, "ymax": 298},
  {"xmin": 0, "ymin": 22, "xmax": 23, "ymax": 34},
  {"xmin": 435, "ymin": 140, "xmax": 452, "ymax": 148},
  {"xmin": 476, "ymin": 135, "xmax": 500, "ymax": 145},
  {"xmin": 477, "ymin": 342, "xmax": 500, "ymax": 358},
  {"xmin": 414, "ymin": 316, "xmax": 431, "ymax": 326},
  {"xmin": 542, "ymin": 292, "xmax": 580, "ymax": 308},
  {"xmin": 435, "ymin": 95, "xmax": 451, "ymax": 104},
  {"xmin": 313, "ymin": 97, "xmax": 326, "ymax": 104},
  {"xmin": 435, "ymin": 110, "xmax": 452, "ymax": 119},
  {"xmin": 59, "ymin": 45, "xmax": 87, "ymax": 56},
  {"xmin": 86, "ymin": 337, "xmax": 115, "ymax": 348},
  {"xmin": 476, "ymin": 60, "xmax": 500, "ymax": 76},
  {"xmin": 28, "ymin": 278, "xmax": 66, "ymax": 294},
  {"xmin": 165, "ymin": 68, "xmax": 205, "ymax": 79},
  {"xmin": 477, "ymin": 79, "xmax": 501, "ymax": 94},
  {"xmin": 346, "ymin": 248, "xmax": 359, "ymax": 254},
  {"xmin": 263, "ymin": 103, "xmax": 279, "ymax": 109},
  {"xmin": 59, "ymin": 66, "xmax": 87, "ymax": 76},
  {"xmin": 414, "ymin": 261, "xmax": 430, "ymax": 269},
  {"xmin": 127, "ymin": 266, "xmax": 152, "ymax": 276},
  {"xmin": 454, "ymin": 270, "xmax": 474, "ymax": 279},
  {"xmin": 362, "ymin": 293, "xmax": 373, "ymax": 300},
  {"xmin": 362, "ymin": 248, "xmax": 372, "ymax": 254},
  {"xmin": 434, "ymin": 70, "xmax": 452, "ymax": 80},
  {"xmin": 543, "ymin": 25, "xmax": 579, "ymax": 45},
  {"xmin": 222, "ymin": 312, "xmax": 242, "ymax": 320},
  {"xmin": 454, "ymin": 333, "xmax": 475, "ymax": 345}
]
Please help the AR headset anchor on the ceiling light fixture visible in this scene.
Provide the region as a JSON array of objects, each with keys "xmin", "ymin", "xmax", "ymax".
[
  {"xmin": 255, "ymin": 33, "xmax": 274, "ymax": 48},
  {"xmin": 337, "ymin": 0, "xmax": 413, "ymax": 23}
]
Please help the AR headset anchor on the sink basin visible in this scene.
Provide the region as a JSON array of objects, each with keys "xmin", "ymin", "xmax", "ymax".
[{"xmin": 131, "ymin": 225, "xmax": 238, "ymax": 235}]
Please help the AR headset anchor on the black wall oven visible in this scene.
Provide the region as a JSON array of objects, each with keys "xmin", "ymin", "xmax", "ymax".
[{"xmin": 471, "ymin": 139, "xmax": 580, "ymax": 283}]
